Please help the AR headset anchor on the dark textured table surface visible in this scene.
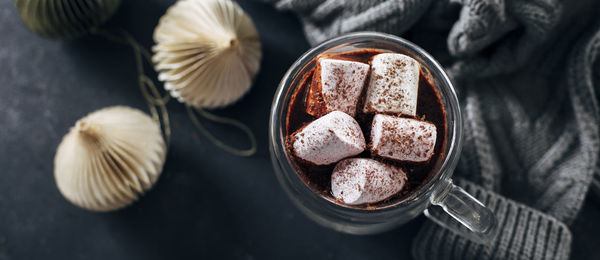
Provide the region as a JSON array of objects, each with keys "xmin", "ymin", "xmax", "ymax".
[{"xmin": 1, "ymin": 1, "xmax": 599, "ymax": 259}]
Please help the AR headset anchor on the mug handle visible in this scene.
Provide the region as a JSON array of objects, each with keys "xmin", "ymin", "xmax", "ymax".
[{"xmin": 423, "ymin": 179, "xmax": 499, "ymax": 244}]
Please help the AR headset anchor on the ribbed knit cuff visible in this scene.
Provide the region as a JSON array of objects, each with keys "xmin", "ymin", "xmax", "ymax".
[{"xmin": 411, "ymin": 179, "xmax": 572, "ymax": 260}]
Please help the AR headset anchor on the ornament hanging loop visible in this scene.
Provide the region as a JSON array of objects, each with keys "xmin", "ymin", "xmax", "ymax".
[{"xmin": 186, "ymin": 106, "xmax": 257, "ymax": 157}]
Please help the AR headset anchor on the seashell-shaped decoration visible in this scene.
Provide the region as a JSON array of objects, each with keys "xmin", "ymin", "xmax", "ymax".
[
  {"xmin": 14, "ymin": 0, "xmax": 121, "ymax": 39},
  {"xmin": 152, "ymin": 0, "xmax": 262, "ymax": 109},
  {"xmin": 54, "ymin": 106, "xmax": 166, "ymax": 212}
]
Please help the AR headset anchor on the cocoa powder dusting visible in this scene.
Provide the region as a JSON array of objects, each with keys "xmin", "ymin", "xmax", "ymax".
[{"xmin": 285, "ymin": 49, "xmax": 447, "ymax": 209}]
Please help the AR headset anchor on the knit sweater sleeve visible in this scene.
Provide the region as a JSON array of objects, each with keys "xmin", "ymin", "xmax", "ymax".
[{"xmin": 412, "ymin": 179, "xmax": 572, "ymax": 260}]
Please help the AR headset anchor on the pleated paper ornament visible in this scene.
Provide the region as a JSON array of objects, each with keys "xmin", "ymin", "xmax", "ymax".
[
  {"xmin": 152, "ymin": 0, "xmax": 262, "ymax": 109},
  {"xmin": 54, "ymin": 106, "xmax": 166, "ymax": 211},
  {"xmin": 14, "ymin": 0, "xmax": 121, "ymax": 39}
]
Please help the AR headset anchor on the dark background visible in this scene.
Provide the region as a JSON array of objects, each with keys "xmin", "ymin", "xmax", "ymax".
[{"xmin": 1, "ymin": 0, "xmax": 599, "ymax": 259}]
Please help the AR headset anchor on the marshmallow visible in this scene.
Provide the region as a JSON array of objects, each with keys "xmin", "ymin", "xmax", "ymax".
[
  {"xmin": 307, "ymin": 59, "xmax": 370, "ymax": 117},
  {"xmin": 291, "ymin": 111, "xmax": 366, "ymax": 165},
  {"xmin": 363, "ymin": 53, "xmax": 420, "ymax": 116},
  {"xmin": 331, "ymin": 158, "xmax": 407, "ymax": 205},
  {"xmin": 370, "ymin": 114, "xmax": 437, "ymax": 163}
]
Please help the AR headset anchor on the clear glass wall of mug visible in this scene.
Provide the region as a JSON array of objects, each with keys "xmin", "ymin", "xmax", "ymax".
[{"xmin": 269, "ymin": 32, "xmax": 498, "ymax": 242}]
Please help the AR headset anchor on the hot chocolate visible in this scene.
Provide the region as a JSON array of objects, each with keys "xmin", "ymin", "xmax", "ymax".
[{"xmin": 285, "ymin": 49, "xmax": 447, "ymax": 209}]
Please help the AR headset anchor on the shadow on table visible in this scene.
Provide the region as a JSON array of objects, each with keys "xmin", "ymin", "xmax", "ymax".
[{"xmin": 100, "ymin": 146, "xmax": 244, "ymax": 259}]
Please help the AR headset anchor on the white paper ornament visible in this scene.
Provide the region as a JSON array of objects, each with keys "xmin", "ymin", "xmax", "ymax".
[
  {"xmin": 54, "ymin": 106, "xmax": 166, "ymax": 211},
  {"xmin": 152, "ymin": 0, "xmax": 262, "ymax": 109}
]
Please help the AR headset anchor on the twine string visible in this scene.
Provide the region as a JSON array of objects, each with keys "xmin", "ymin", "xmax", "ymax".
[
  {"xmin": 91, "ymin": 28, "xmax": 257, "ymax": 156},
  {"xmin": 92, "ymin": 28, "xmax": 172, "ymax": 147},
  {"xmin": 186, "ymin": 106, "xmax": 257, "ymax": 157}
]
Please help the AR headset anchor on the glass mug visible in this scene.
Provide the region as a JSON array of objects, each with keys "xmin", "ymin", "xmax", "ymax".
[{"xmin": 269, "ymin": 32, "xmax": 498, "ymax": 241}]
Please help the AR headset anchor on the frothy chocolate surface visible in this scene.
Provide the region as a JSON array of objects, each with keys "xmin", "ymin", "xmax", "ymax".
[{"xmin": 285, "ymin": 49, "xmax": 447, "ymax": 208}]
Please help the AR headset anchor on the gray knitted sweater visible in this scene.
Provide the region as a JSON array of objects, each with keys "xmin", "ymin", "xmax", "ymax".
[{"xmin": 259, "ymin": 0, "xmax": 600, "ymax": 259}]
